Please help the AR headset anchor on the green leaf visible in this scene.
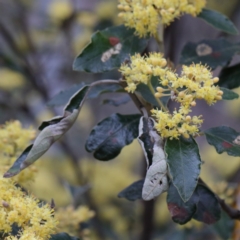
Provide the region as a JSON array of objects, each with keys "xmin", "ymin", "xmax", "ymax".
[
  {"xmin": 85, "ymin": 113, "xmax": 141, "ymax": 160},
  {"xmin": 118, "ymin": 180, "xmax": 144, "ymax": 201},
  {"xmin": 220, "ymin": 87, "xmax": 239, "ymax": 100},
  {"xmin": 102, "ymin": 95, "xmax": 131, "ymax": 106},
  {"xmin": 4, "ymin": 85, "xmax": 90, "ymax": 178},
  {"xmin": 47, "ymin": 83, "xmax": 86, "ymax": 107},
  {"xmin": 192, "ymin": 184, "xmax": 221, "ymax": 224},
  {"xmin": 167, "ymin": 183, "xmax": 221, "ymax": 225},
  {"xmin": 87, "ymin": 82, "xmax": 124, "ymax": 98},
  {"xmin": 73, "ymin": 25, "xmax": 149, "ymax": 73},
  {"xmin": 136, "ymin": 76, "xmax": 170, "ymax": 107},
  {"xmin": 50, "ymin": 233, "xmax": 80, "ymax": 240},
  {"xmin": 204, "ymin": 126, "xmax": 240, "ymax": 156},
  {"xmin": 165, "ymin": 137, "xmax": 201, "ymax": 202},
  {"xmin": 180, "ymin": 39, "xmax": 240, "ymax": 69},
  {"xmin": 218, "ymin": 63, "xmax": 240, "ymax": 89},
  {"xmin": 167, "ymin": 182, "xmax": 197, "ymax": 224},
  {"xmin": 48, "ymin": 82, "xmax": 124, "ymax": 107},
  {"xmin": 198, "ymin": 8, "xmax": 239, "ymax": 35},
  {"xmin": 212, "ymin": 210, "xmax": 234, "ymax": 240}
]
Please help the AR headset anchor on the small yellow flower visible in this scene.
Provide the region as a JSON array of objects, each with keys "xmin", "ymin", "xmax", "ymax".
[
  {"xmin": 0, "ymin": 177, "xmax": 57, "ymax": 239},
  {"xmin": 152, "ymin": 108, "xmax": 203, "ymax": 139},
  {"xmin": 55, "ymin": 205, "xmax": 95, "ymax": 236},
  {"xmin": 120, "ymin": 54, "xmax": 221, "ymax": 139},
  {"xmin": 118, "ymin": 0, "xmax": 206, "ymax": 37}
]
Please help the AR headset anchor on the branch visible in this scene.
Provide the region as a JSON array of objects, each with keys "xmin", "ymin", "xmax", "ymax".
[
  {"xmin": 198, "ymin": 178, "xmax": 240, "ymax": 220},
  {"xmin": 217, "ymin": 197, "xmax": 240, "ymax": 220}
]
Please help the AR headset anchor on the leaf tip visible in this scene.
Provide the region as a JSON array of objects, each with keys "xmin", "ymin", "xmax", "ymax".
[
  {"xmin": 167, "ymin": 202, "xmax": 191, "ymax": 224},
  {"xmin": 3, "ymin": 171, "xmax": 15, "ymax": 178}
]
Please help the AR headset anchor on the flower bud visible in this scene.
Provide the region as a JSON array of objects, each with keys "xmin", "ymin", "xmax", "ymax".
[
  {"xmin": 213, "ymin": 77, "xmax": 219, "ymax": 83},
  {"xmin": 160, "ymin": 59, "xmax": 167, "ymax": 67},
  {"xmin": 191, "ymin": 101, "xmax": 196, "ymax": 107},
  {"xmin": 178, "ymin": 91, "xmax": 185, "ymax": 97},
  {"xmin": 185, "ymin": 116, "xmax": 191, "ymax": 122},
  {"xmin": 155, "ymin": 92, "xmax": 162, "ymax": 98},
  {"xmin": 215, "ymin": 96, "xmax": 222, "ymax": 100},
  {"xmin": 156, "ymin": 87, "xmax": 164, "ymax": 92},
  {"xmin": 117, "ymin": 4, "xmax": 124, "ymax": 10},
  {"xmin": 183, "ymin": 133, "xmax": 190, "ymax": 138}
]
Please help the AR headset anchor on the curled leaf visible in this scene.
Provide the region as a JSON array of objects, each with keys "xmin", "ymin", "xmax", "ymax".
[{"xmin": 4, "ymin": 85, "xmax": 90, "ymax": 177}]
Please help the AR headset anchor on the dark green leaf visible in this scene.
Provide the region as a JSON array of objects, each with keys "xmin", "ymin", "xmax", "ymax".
[
  {"xmin": 136, "ymin": 76, "xmax": 170, "ymax": 107},
  {"xmin": 48, "ymin": 82, "xmax": 124, "ymax": 107},
  {"xmin": 167, "ymin": 183, "xmax": 221, "ymax": 225},
  {"xmin": 212, "ymin": 210, "xmax": 234, "ymax": 240},
  {"xmin": 85, "ymin": 113, "xmax": 141, "ymax": 160},
  {"xmin": 218, "ymin": 63, "xmax": 240, "ymax": 89},
  {"xmin": 180, "ymin": 39, "xmax": 240, "ymax": 69},
  {"xmin": 47, "ymin": 83, "xmax": 86, "ymax": 107},
  {"xmin": 167, "ymin": 182, "xmax": 197, "ymax": 224},
  {"xmin": 165, "ymin": 137, "xmax": 201, "ymax": 202},
  {"xmin": 220, "ymin": 87, "xmax": 239, "ymax": 100},
  {"xmin": 65, "ymin": 85, "xmax": 90, "ymax": 113},
  {"xmin": 204, "ymin": 126, "xmax": 240, "ymax": 156},
  {"xmin": 39, "ymin": 85, "xmax": 90, "ymax": 131},
  {"xmin": 88, "ymin": 83, "xmax": 124, "ymax": 98},
  {"xmin": 118, "ymin": 180, "xmax": 144, "ymax": 201},
  {"xmin": 73, "ymin": 25, "xmax": 149, "ymax": 73},
  {"xmin": 192, "ymin": 184, "xmax": 221, "ymax": 224},
  {"xmin": 50, "ymin": 232, "xmax": 80, "ymax": 240},
  {"xmin": 198, "ymin": 8, "xmax": 239, "ymax": 35},
  {"xmin": 102, "ymin": 95, "xmax": 131, "ymax": 106},
  {"xmin": 38, "ymin": 116, "xmax": 64, "ymax": 131}
]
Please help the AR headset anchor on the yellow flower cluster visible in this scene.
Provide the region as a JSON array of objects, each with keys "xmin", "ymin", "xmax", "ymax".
[
  {"xmin": 118, "ymin": 0, "xmax": 206, "ymax": 37},
  {"xmin": 120, "ymin": 53, "xmax": 222, "ymax": 139},
  {"xmin": 0, "ymin": 177, "xmax": 57, "ymax": 239},
  {"xmin": 120, "ymin": 53, "xmax": 167, "ymax": 92},
  {"xmin": 0, "ymin": 121, "xmax": 36, "ymax": 185},
  {"xmin": 55, "ymin": 205, "xmax": 95, "ymax": 237}
]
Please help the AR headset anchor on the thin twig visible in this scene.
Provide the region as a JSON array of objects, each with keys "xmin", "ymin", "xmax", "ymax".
[
  {"xmin": 217, "ymin": 197, "xmax": 240, "ymax": 220},
  {"xmin": 199, "ymin": 178, "xmax": 240, "ymax": 220}
]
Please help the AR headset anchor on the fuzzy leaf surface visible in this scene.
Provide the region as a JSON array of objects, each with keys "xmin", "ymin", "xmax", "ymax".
[
  {"xmin": 180, "ymin": 39, "xmax": 240, "ymax": 69},
  {"xmin": 73, "ymin": 25, "xmax": 148, "ymax": 73},
  {"xmin": 198, "ymin": 8, "xmax": 239, "ymax": 35},
  {"xmin": 204, "ymin": 126, "xmax": 240, "ymax": 156},
  {"xmin": 85, "ymin": 113, "xmax": 141, "ymax": 160},
  {"xmin": 165, "ymin": 137, "xmax": 201, "ymax": 202},
  {"xmin": 218, "ymin": 63, "xmax": 240, "ymax": 89},
  {"xmin": 118, "ymin": 180, "xmax": 144, "ymax": 201}
]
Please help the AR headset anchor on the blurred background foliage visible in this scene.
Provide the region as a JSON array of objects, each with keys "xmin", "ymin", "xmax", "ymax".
[{"xmin": 0, "ymin": 0, "xmax": 240, "ymax": 239}]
